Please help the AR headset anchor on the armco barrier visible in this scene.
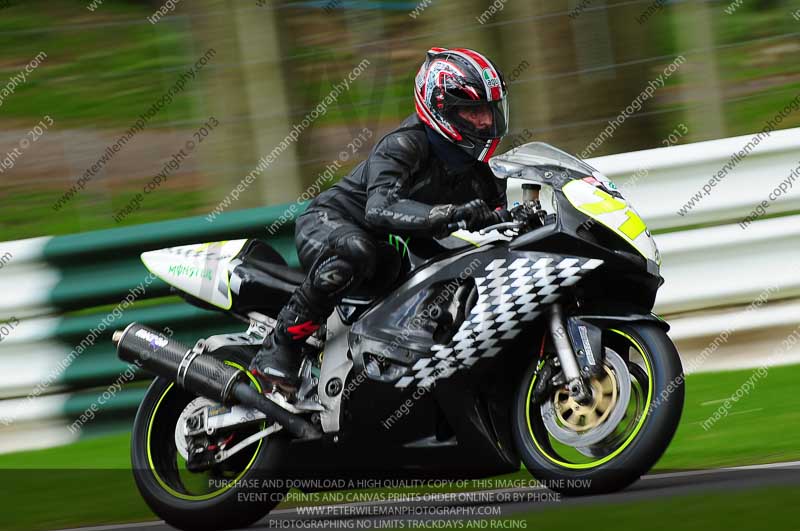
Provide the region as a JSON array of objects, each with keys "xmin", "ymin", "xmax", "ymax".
[
  {"xmin": 1, "ymin": 128, "xmax": 798, "ymax": 452},
  {"xmin": 0, "ymin": 203, "xmax": 302, "ymax": 319},
  {"xmin": 0, "ymin": 202, "xmax": 303, "ymax": 447}
]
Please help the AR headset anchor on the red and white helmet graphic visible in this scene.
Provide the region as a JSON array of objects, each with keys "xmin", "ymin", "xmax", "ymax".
[{"xmin": 414, "ymin": 47, "xmax": 509, "ymax": 162}]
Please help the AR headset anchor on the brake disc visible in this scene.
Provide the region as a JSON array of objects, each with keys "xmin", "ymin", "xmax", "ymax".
[
  {"xmin": 540, "ymin": 348, "xmax": 631, "ymax": 448},
  {"xmin": 574, "ymin": 362, "xmax": 648, "ymax": 458}
]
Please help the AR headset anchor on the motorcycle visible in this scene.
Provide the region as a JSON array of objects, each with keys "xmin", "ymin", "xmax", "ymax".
[{"xmin": 115, "ymin": 142, "xmax": 684, "ymax": 530}]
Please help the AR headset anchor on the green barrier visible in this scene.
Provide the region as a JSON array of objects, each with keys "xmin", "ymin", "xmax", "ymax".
[
  {"xmin": 42, "ymin": 203, "xmax": 306, "ymax": 264},
  {"xmin": 0, "ymin": 202, "xmax": 309, "ymax": 445}
]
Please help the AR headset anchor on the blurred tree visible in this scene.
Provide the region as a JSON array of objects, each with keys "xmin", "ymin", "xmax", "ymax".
[
  {"xmin": 673, "ymin": 1, "xmax": 726, "ymax": 141},
  {"xmin": 189, "ymin": 0, "xmax": 263, "ymax": 208},
  {"xmin": 231, "ymin": 2, "xmax": 304, "ymax": 204},
  {"xmin": 511, "ymin": 1, "xmax": 666, "ymax": 155}
]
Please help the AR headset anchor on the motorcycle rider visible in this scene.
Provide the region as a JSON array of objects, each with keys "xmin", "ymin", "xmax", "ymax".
[{"xmin": 250, "ymin": 47, "xmax": 511, "ymax": 388}]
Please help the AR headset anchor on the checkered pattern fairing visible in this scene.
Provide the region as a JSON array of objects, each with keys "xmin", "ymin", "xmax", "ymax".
[{"xmin": 394, "ymin": 255, "xmax": 604, "ymax": 388}]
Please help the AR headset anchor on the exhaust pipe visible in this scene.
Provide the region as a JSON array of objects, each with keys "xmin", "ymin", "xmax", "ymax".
[{"xmin": 115, "ymin": 323, "xmax": 320, "ymax": 439}]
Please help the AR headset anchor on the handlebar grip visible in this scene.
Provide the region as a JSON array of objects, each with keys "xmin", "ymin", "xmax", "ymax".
[
  {"xmin": 494, "ymin": 208, "xmax": 512, "ymax": 223},
  {"xmin": 446, "ymin": 220, "xmax": 467, "ymax": 233}
]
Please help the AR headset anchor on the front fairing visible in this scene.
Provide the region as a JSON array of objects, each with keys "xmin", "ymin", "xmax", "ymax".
[{"xmin": 490, "ymin": 142, "xmax": 661, "ymax": 267}]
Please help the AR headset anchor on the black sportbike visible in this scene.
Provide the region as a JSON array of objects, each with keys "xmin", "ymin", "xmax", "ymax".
[{"xmin": 115, "ymin": 142, "xmax": 684, "ymax": 530}]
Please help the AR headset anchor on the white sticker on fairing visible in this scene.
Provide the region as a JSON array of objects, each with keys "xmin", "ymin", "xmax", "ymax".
[
  {"xmin": 449, "ymin": 229, "xmax": 513, "ymax": 248},
  {"xmin": 592, "ymin": 171, "xmax": 619, "ymax": 192},
  {"xmin": 141, "ymin": 240, "xmax": 249, "ymax": 310},
  {"xmin": 579, "ymin": 325, "xmax": 596, "ymax": 366}
]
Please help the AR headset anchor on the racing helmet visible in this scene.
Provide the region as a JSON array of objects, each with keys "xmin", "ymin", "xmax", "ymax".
[{"xmin": 414, "ymin": 47, "xmax": 509, "ymax": 162}]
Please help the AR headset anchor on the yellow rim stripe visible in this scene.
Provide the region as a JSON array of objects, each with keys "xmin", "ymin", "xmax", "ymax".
[
  {"xmin": 145, "ymin": 361, "xmax": 264, "ymax": 501},
  {"xmin": 524, "ymin": 328, "xmax": 654, "ymax": 470}
]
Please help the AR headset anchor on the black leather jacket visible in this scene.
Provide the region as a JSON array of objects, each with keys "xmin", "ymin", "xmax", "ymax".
[{"xmin": 310, "ymin": 114, "xmax": 507, "ymax": 237}]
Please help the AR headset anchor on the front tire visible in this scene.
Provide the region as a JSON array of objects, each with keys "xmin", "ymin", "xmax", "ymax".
[
  {"xmin": 130, "ymin": 354, "xmax": 288, "ymax": 531},
  {"xmin": 512, "ymin": 323, "xmax": 684, "ymax": 495}
]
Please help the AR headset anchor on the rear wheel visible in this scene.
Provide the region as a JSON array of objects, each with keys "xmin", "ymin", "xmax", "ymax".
[
  {"xmin": 512, "ymin": 323, "xmax": 684, "ymax": 495},
  {"xmin": 130, "ymin": 353, "xmax": 288, "ymax": 531}
]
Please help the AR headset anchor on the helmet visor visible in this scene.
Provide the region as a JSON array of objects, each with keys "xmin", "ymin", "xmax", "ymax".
[{"xmin": 444, "ymin": 96, "xmax": 509, "ymax": 140}]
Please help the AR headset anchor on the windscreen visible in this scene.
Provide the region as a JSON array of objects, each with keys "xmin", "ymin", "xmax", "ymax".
[{"xmin": 490, "ymin": 142, "xmax": 598, "ymax": 177}]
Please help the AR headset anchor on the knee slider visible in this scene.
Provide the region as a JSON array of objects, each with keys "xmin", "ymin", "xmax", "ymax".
[{"xmin": 310, "ymin": 256, "xmax": 356, "ymax": 294}]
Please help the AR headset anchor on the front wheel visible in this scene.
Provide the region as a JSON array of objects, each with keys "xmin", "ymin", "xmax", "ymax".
[{"xmin": 512, "ymin": 322, "xmax": 684, "ymax": 495}]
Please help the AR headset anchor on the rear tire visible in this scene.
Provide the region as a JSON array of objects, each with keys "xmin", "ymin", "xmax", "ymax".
[
  {"xmin": 511, "ymin": 322, "xmax": 684, "ymax": 495},
  {"xmin": 130, "ymin": 351, "xmax": 288, "ymax": 531}
]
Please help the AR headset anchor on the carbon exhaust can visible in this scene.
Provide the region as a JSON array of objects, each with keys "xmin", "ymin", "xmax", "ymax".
[{"xmin": 115, "ymin": 323, "xmax": 246, "ymax": 405}]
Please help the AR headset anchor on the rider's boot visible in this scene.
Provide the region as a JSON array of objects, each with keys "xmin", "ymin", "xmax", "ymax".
[{"xmin": 249, "ymin": 289, "xmax": 324, "ymax": 389}]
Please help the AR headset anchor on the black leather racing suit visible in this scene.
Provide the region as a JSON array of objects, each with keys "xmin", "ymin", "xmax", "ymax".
[{"xmin": 291, "ymin": 113, "xmax": 508, "ymax": 321}]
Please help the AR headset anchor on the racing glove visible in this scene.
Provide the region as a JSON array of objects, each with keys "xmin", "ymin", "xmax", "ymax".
[
  {"xmin": 428, "ymin": 199, "xmax": 507, "ymax": 238},
  {"xmin": 452, "ymin": 199, "xmax": 499, "ymax": 232}
]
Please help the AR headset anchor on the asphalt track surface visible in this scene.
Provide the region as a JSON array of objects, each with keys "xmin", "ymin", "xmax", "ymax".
[{"xmin": 54, "ymin": 461, "xmax": 800, "ymax": 531}]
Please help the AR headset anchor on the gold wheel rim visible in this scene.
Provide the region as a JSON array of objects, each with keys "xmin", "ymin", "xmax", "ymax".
[{"xmin": 553, "ymin": 365, "xmax": 618, "ymax": 432}]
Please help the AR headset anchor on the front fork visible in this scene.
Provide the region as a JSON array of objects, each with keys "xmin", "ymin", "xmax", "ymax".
[{"xmin": 548, "ymin": 304, "xmax": 592, "ymax": 403}]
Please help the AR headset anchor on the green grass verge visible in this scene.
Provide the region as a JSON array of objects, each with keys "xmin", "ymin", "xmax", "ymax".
[
  {"xmin": 658, "ymin": 360, "xmax": 800, "ymax": 470},
  {"xmin": 1, "ymin": 362, "xmax": 798, "ymax": 530},
  {"xmin": 0, "ymin": 1, "xmax": 194, "ymax": 127},
  {"xmin": 2, "ymin": 186, "xmax": 212, "ymax": 242}
]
